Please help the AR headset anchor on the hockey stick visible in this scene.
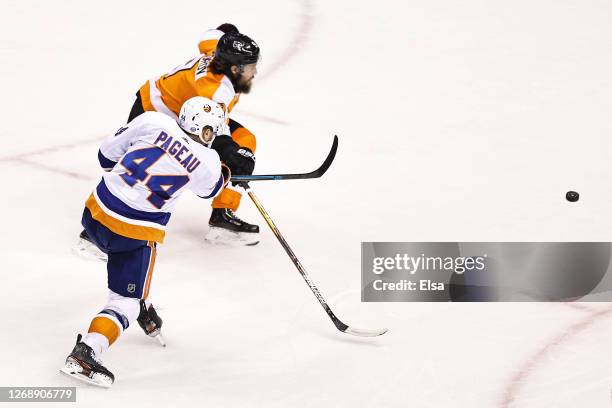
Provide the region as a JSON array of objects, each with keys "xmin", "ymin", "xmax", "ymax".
[
  {"xmin": 230, "ymin": 135, "xmax": 338, "ymax": 182},
  {"xmin": 244, "ymin": 185, "xmax": 388, "ymax": 337}
]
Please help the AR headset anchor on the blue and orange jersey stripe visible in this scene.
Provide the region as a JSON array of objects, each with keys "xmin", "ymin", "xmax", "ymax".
[{"xmin": 85, "ymin": 180, "xmax": 170, "ymax": 243}]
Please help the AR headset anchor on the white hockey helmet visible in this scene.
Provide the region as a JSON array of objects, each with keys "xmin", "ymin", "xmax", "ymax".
[{"xmin": 178, "ymin": 96, "xmax": 226, "ymax": 146}]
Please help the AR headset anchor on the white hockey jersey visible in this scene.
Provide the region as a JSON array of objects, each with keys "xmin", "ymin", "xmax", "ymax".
[{"xmin": 85, "ymin": 111, "xmax": 224, "ymax": 243}]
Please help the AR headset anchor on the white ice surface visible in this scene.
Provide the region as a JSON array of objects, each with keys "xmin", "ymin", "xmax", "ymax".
[{"xmin": 2, "ymin": 0, "xmax": 612, "ymax": 407}]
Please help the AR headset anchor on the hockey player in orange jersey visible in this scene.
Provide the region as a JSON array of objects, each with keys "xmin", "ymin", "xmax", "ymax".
[
  {"xmin": 75, "ymin": 24, "xmax": 260, "ymax": 257},
  {"xmin": 134, "ymin": 24, "xmax": 260, "ymax": 246}
]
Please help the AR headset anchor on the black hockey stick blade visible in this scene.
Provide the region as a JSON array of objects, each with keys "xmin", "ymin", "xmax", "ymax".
[{"xmin": 231, "ymin": 135, "xmax": 338, "ymax": 182}]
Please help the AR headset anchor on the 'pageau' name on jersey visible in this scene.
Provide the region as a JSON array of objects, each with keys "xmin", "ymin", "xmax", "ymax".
[{"xmin": 153, "ymin": 132, "xmax": 201, "ymax": 173}]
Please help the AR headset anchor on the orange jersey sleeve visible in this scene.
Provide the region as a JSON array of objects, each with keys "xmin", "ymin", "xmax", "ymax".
[{"xmin": 197, "ymin": 29, "xmax": 224, "ymax": 56}]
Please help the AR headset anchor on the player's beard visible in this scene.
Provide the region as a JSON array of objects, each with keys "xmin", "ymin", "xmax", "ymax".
[{"xmin": 233, "ymin": 75, "xmax": 253, "ymax": 94}]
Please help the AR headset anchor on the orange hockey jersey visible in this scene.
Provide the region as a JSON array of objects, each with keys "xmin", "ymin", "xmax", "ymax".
[{"xmin": 138, "ymin": 29, "xmax": 240, "ymax": 133}]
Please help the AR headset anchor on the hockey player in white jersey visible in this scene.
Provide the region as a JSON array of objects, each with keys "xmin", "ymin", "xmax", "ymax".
[{"xmin": 60, "ymin": 96, "xmax": 251, "ymax": 387}]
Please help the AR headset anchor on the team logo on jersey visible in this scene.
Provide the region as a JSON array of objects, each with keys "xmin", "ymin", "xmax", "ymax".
[
  {"xmin": 127, "ymin": 283, "xmax": 136, "ymax": 293},
  {"xmin": 203, "ymin": 104, "xmax": 211, "ymax": 113}
]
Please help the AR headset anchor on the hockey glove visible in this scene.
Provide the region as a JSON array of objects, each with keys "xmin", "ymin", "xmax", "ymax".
[{"xmin": 212, "ymin": 135, "xmax": 256, "ymax": 176}]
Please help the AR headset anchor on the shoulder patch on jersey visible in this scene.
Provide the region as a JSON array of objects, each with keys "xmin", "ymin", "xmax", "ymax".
[{"xmin": 115, "ymin": 126, "xmax": 128, "ymax": 137}]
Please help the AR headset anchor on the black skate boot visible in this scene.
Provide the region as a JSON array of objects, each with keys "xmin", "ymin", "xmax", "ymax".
[
  {"xmin": 72, "ymin": 229, "xmax": 108, "ymax": 262},
  {"xmin": 137, "ymin": 300, "xmax": 166, "ymax": 346},
  {"xmin": 60, "ymin": 334, "xmax": 114, "ymax": 388},
  {"xmin": 205, "ymin": 208, "xmax": 260, "ymax": 246}
]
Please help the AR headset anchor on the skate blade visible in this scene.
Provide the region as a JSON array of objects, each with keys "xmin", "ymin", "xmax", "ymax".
[
  {"xmin": 205, "ymin": 227, "xmax": 259, "ymax": 247},
  {"xmin": 71, "ymin": 238, "xmax": 108, "ymax": 263},
  {"xmin": 155, "ymin": 333, "xmax": 167, "ymax": 347},
  {"xmin": 60, "ymin": 360, "xmax": 113, "ymax": 388},
  {"xmin": 146, "ymin": 329, "xmax": 167, "ymax": 347}
]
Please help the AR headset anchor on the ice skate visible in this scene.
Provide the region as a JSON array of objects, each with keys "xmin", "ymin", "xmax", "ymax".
[
  {"xmin": 137, "ymin": 301, "xmax": 166, "ymax": 347},
  {"xmin": 205, "ymin": 208, "xmax": 259, "ymax": 246},
  {"xmin": 72, "ymin": 230, "xmax": 108, "ymax": 262},
  {"xmin": 60, "ymin": 334, "xmax": 114, "ymax": 388}
]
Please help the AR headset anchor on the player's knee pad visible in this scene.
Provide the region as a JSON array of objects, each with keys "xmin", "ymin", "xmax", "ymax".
[{"xmin": 102, "ymin": 290, "xmax": 141, "ymax": 329}]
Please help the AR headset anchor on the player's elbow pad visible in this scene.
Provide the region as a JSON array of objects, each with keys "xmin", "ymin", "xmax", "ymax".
[{"xmin": 98, "ymin": 150, "xmax": 117, "ymax": 171}]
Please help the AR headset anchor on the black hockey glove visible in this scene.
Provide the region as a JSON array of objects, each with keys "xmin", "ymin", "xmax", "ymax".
[
  {"xmin": 212, "ymin": 135, "xmax": 256, "ymax": 176},
  {"xmin": 229, "ymin": 147, "xmax": 255, "ymax": 175}
]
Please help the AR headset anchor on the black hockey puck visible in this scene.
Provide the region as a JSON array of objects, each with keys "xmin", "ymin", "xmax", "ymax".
[{"xmin": 566, "ymin": 191, "xmax": 579, "ymax": 202}]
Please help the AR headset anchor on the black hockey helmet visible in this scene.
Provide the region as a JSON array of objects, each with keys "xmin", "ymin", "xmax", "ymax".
[
  {"xmin": 216, "ymin": 23, "xmax": 239, "ymax": 34},
  {"xmin": 215, "ymin": 32, "xmax": 260, "ymax": 66}
]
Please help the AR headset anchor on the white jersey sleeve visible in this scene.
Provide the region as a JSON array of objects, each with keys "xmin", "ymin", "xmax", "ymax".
[
  {"xmin": 197, "ymin": 28, "xmax": 224, "ymax": 55},
  {"xmin": 98, "ymin": 116, "xmax": 150, "ymax": 170},
  {"xmin": 186, "ymin": 143, "xmax": 224, "ymax": 199}
]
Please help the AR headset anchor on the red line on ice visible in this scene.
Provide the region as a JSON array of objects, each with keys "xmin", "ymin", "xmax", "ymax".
[
  {"xmin": 16, "ymin": 158, "xmax": 92, "ymax": 181},
  {"xmin": 559, "ymin": 302, "xmax": 599, "ymax": 313},
  {"xmin": 499, "ymin": 304, "xmax": 612, "ymax": 407},
  {"xmin": 257, "ymin": 0, "xmax": 314, "ymax": 84},
  {"xmin": 0, "ymin": 135, "xmax": 104, "ymax": 162}
]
